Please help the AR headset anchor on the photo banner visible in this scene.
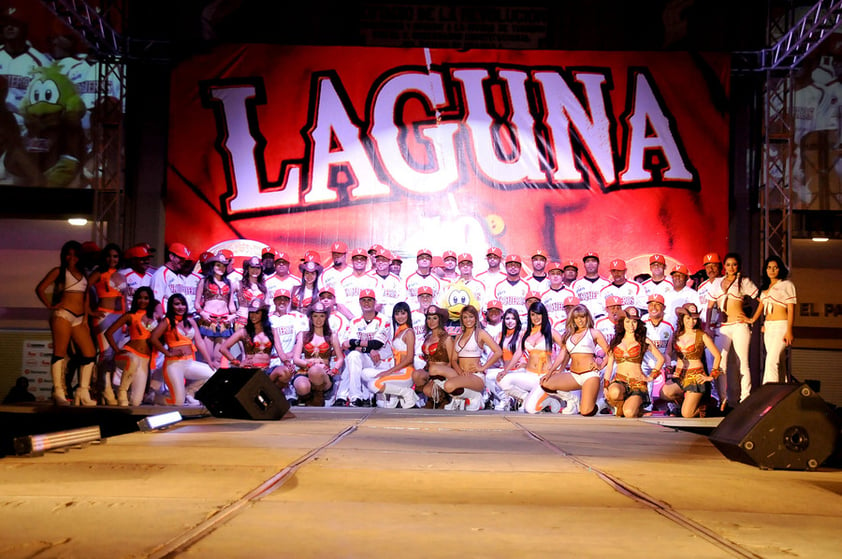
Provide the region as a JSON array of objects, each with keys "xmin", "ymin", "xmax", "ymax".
[{"xmin": 167, "ymin": 45, "xmax": 730, "ymax": 275}]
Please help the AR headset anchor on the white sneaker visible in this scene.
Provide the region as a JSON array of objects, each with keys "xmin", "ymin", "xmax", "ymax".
[
  {"xmin": 493, "ymin": 398, "xmax": 511, "ymax": 411},
  {"xmin": 375, "ymin": 393, "xmax": 399, "ymax": 408},
  {"xmin": 465, "ymin": 396, "xmax": 483, "ymax": 411},
  {"xmin": 444, "ymin": 398, "xmax": 465, "ymax": 410}
]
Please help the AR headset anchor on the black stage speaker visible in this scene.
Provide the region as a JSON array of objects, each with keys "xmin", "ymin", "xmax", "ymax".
[
  {"xmin": 710, "ymin": 383, "xmax": 840, "ymax": 470},
  {"xmin": 196, "ymin": 368, "xmax": 289, "ymax": 420}
]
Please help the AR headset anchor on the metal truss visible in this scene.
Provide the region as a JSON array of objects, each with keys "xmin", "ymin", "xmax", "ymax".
[
  {"xmin": 39, "ymin": 0, "xmax": 128, "ymax": 248},
  {"xmin": 764, "ymin": 0, "xmax": 842, "ymax": 70}
]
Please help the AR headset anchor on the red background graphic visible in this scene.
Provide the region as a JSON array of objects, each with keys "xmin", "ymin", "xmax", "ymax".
[{"xmin": 167, "ymin": 45, "xmax": 729, "ymax": 276}]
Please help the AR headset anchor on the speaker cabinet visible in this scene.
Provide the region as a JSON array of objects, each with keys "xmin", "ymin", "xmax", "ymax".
[
  {"xmin": 710, "ymin": 383, "xmax": 840, "ymax": 470},
  {"xmin": 196, "ymin": 368, "xmax": 290, "ymax": 420}
]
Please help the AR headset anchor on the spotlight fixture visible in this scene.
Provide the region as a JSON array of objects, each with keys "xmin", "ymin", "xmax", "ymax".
[
  {"xmin": 67, "ymin": 218, "xmax": 88, "ymax": 226},
  {"xmin": 811, "ymin": 236, "xmax": 829, "ymax": 242},
  {"xmin": 137, "ymin": 411, "xmax": 183, "ymax": 432},
  {"xmin": 14, "ymin": 426, "xmax": 102, "ymax": 456}
]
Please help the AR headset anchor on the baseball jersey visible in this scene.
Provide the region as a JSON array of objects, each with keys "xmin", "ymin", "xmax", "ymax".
[
  {"xmin": 664, "ymin": 286, "xmax": 702, "ymax": 326},
  {"xmin": 404, "ymin": 271, "xmax": 442, "ymax": 300},
  {"xmin": 0, "ymin": 45, "xmax": 52, "ymax": 125},
  {"xmin": 527, "ymin": 275, "xmax": 550, "ymax": 293},
  {"xmin": 322, "ymin": 265, "xmax": 352, "ymax": 294},
  {"xmin": 641, "ymin": 278, "xmax": 674, "ymax": 299},
  {"xmin": 177, "ymin": 272, "xmax": 202, "ymax": 314},
  {"xmin": 368, "ymin": 271, "xmax": 406, "ymax": 318},
  {"xmin": 269, "ymin": 311, "xmax": 308, "ymax": 355},
  {"xmin": 150, "ymin": 266, "xmax": 182, "ymax": 309},
  {"xmin": 494, "ymin": 278, "xmax": 531, "ymax": 324},
  {"xmin": 600, "ymin": 280, "xmax": 646, "ymax": 311},
  {"xmin": 642, "ymin": 318, "xmax": 674, "ymax": 372},
  {"xmin": 338, "ymin": 273, "xmax": 379, "ymax": 318},
  {"xmin": 572, "ymin": 276, "xmax": 611, "ymax": 319},
  {"xmin": 476, "ymin": 269, "xmax": 506, "ymax": 295},
  {"xmin": 410, "ymin": 308, "xmax": 428, "ymax": 356},
  {"xmin": 595, "ymin": 317, "xmax": 618, "ymax": 347},
  {"xmin": 344, "ymin": 313, "xmax": 392, "ymax": 360},
  {"xmin": 119, "ymin": 268, "xmax": 152, "ymax": 301},
  {"xmin": 265, "ymin": 273, "xmax": 300, "ymax": 312},
  {"xmin": 697, "ymin": 277, "xmax": 723, "ymax": 325},
  {"xmin": 707, "ymin": 276, "xmax": 759, "ymax": 322},
  {"xmin": 542, "ymin": 286, "xmax": 575, "ymax": 327}
]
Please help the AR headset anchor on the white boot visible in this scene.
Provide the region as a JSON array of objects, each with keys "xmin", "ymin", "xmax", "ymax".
[
  {"xmin": 101, "ymin": 369, "xmax": 118, "ymax": 406},
  {"xmin": 557, "ymin": 390, "xmax": 580, "ymax": 415},
  {"xmin": 50, "ymin": 358, "xmax": 70, "ymax": 405},
  {"xmin": 395, "ymin": 386, "xmax": 419, "ymax": 409},
  {"xmin": 74, "ymin": 362, "xmax": 97, "ymax": 406},
  {"xmin": 116, "ymin": 366, "xmax": 132, "ymax": 407}
]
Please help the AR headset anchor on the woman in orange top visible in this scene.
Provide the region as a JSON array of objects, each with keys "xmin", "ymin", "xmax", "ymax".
[
  {"xmin": 150, "ymin": 293, "xmax": 215, "ymax": 406},
  {"xmin": 602, "ymin": 306, "xmax": 665, "ymax": 418},
  {"xmin": 105, "ymin": 287, "xmax": 160, "ymax": 406},
  {"xmin": 365, "ymin": 302, "xmax": 418, "ymax": 409},
  {"xmin": 88, "ymin": 243, "xmax": 128, "ymax": 405}
]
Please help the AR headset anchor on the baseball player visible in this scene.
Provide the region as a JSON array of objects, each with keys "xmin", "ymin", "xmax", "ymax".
[
  {"xmin": 572, "ymin": 251, "xmax": 610, "ymax": 319},
  {"xmin": 493, "ymin": 254, "xmax": 531, "ymax": 325},
  {"xmin": 641, "ymin": 254, "xmax": 674, "ymax": 299},
  {"xmin": 600, "ymin": 258, "xmax": 646, "ymax": 312}
]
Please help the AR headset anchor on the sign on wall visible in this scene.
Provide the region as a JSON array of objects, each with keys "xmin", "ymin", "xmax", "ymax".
[{"xmin": 167, "ymin": 45, "xmax": 729, "ymax": 274}]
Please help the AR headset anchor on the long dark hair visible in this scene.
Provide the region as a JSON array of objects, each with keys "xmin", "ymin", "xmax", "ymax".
[
  {"xmin": 303, "ymin": 305, "xmax": 332, "ymax": 345},
  {"xmin": 99, "ymin": 243, "xmax": 122, "ymax": 271},
  {"xmin": 245, "ymin": 306, "xmax": 273, "ymax": 350},
  {"xmin": 608, "ymin": 310, "xmax": 647, "ymax": 351},
  {"xmin": 165, "ymin": 293, "xmax": 188, "ymax": 329},
  {"xmin": 499, "ymin": 308, "xmax": 522, "ymax": 354},
  {"xmin": 130, "ymin": 286, "xmax": 157, "ymax": 319},
  {"xmin": 674, "ymin": 311, "xmax": 702, "ymax": 338},
  {"xmin": 392, "ymin": 301, "xmax": 411, "ymax": 332},
  {"xmin": 760, "ymin": 255, "xmax": 789, "ymax": 292},
  {"xmin": 522, "ymin": 301, "xmax": 552, "ymax": 352},
  {"xmin": 52, "ymin": 240, "xmax": 83, "ymax": 306},
  {"xmin": 723, "ymin": 252, "xmax": 749, "ymax": 292}
]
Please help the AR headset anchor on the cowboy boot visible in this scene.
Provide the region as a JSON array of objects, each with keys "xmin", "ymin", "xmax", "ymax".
[
  {"xmin": 50, "ymin": 357, "xmax": 70, "ymax": 405},
  {"xmin": 74, "ymin": 361, "xmax": 97, "ymax": 406}
]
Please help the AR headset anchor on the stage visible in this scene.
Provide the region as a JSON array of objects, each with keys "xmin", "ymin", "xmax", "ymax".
[{"xmin": 0, "ymin": 407, "xmax": 840, "ymax": 558}]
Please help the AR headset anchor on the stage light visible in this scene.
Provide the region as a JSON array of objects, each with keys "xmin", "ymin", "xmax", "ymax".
[
  {"xmin": 137, "ymin": 411, "xmax": 182, "ymax": 432},
  {"xmin": 812, "ymin": 236, "xmax": 829, "ymax": 242},
  {"xmin": 67, "ymin": 218, "xmax": 88, "ymax": 226},
  {"xmin": 14, "ymin": 426, "xmax": 102, "ymax": 456}
]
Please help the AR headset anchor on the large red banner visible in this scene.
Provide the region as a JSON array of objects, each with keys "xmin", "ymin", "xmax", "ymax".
[{"xmin": 167, "ymin": 45, "xmax": 729, "ymax": 275}]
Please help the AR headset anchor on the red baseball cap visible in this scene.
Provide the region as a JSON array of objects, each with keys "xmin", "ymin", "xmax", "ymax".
[
  {"xmin": 168, "ymin": 242, "xmax": 190, "ymax": 259},
  {"xmin": 532, "ymin": 249, "xmax": 547, "ymax": 259},
  {"xmin": 359, "ymin": 288, "xmax": 377, "ymax": 300},
  {"xmin": 198, "ymin": 251, "xmax": 214, "ymax": 264},
  {"xmin": 647, "ymin": 293, "xmax": 665, "ymax": 305},
  {"xmin": 218, "ymin": 249, "xmax": 234, "ymax": 261},
  {"xmin": 350, "ymin": 248, "xmax": 368, "ymax": 258},
  {"xmin": 703, "ymin": 252, "xmax": 721, "ymax": 265},
  {"xmin": 374, "ymin": 248, "xmax": 392, "ymax": 260},
  {"xmin": 81, "ymin": 241, "xmax": 100, "ymax": 254},
  {"xmin": 262, "ymin": 247, "xmax": 280, "ymax": 259},
  {"xmin": 649, "ymin": 254, "xmax": 666, "ymax": 265},
  {"xmin": 562, "ymin": 259, "xmax": 578, "ymax": 270},
  {"xmin": 431, "ymin": 256, "xmax": 445, "ymax": 268},
  {"xmin": 486, "ymin": 247, "xmax": 503, "ymax": 258},
  {"xmin": 124, "ymin": 245, "xmax": 150, "ymax": 259},
  {"xmin": 671, "ymin": 263, "xmax": 690, "ymax": 276},
  {"xmin": 273, "ymin": 288, "xmax": 291, "ymax": 299},
  {"xmin": 525, "ymin": 290, "xmax": 543, "ymax": 301},
  {"xmin": 605, "ymin": 295, "xmax": 623, "ymax": 307},
  {"xmin": 547, "ymin": 261, "xmax": 563, "ymax": 272},
  {"xmin": 368, "ymin": 243, "xmax": 383, "ymax": 254},
  {"xmin": 457, "ymin": 253, "xmax": 473, "ymax": 263},
  {"xmin": 330, "ymin": 241, "xmax": 347, "ymax": 253},
  {"xmin": 563, "ymin": 295, "xmax": 581, "ymax": 307},
  {"xmin": 505, "ymin": 254, "xmax": 522, "ymax": 264},
  {"xmin": 416, "ymin": 248, "xmax": 433, "ymax": 257},
  {"xmin": 609, "ymin": 259, "xmax": 627, "ymax": 271},
  {"xmin": 583, "ymin": 251, "xmax": 599, "ymax": 261},
  {"xmin": 442, "ymin": 250, "xmax": 457, "ymax": 261},
  {"xmin": 274, "ymin": 251, "xmax": 291, "ymax": 263},
  {"xmin": 319, "ymin": 286, "xmax": 336, "ymax": 296},
  {"xmin": 303, "ymin": 250, "xmax": 320, "ymax": 263},
  {"xmin": 417, "ymin": 286, "xmax": 434, "ymax": 296},
  {"xmin": 486, "ymin": 299, "xmax": 503, "ymax": 311},
  {"xmin": 391, "ymin": 254, "xmax": 403, "ymax": 263}
]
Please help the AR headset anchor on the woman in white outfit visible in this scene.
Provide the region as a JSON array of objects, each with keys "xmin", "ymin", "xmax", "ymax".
[
  {"xmin": 448, "ymin": 305, "xmax": 502, "ymax": 411},
  {"xmin": 748, "ymin": 255, "xmax": 796, "ymax": 384},
  {"xmin": 365, "ymin": 302, "xmax": 419, "ymax": 408},
  {"xmin": 705, "ymin": 252, "xmax": 758, "ymax": 406}
]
